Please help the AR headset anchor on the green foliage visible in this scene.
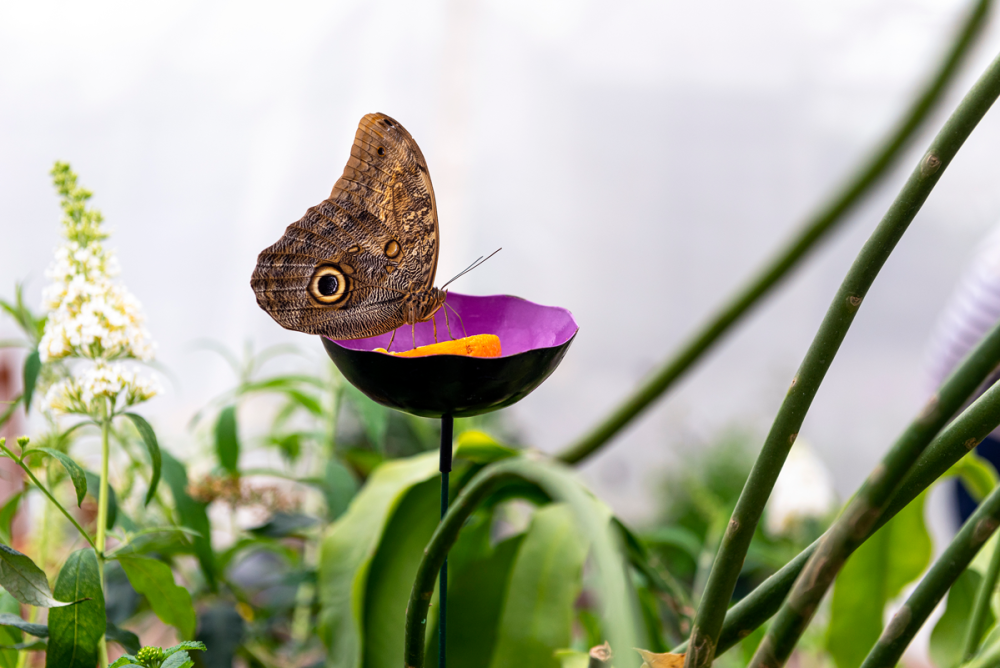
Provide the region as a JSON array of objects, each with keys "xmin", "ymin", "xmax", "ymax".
[
  {"xmin": 124, "ymin": 413, "xmax": 162, "ymax": 505},
  {"xmin": 118, "ymin": 556, "xmax": 195, "ymax": 639},
  {"xmin": 0, "ymin": 594, "xmax": 23, "ymax": 668},
  {"xmin": 160, "ymin": 452, "xmax": 217, "ymax": 589},
  {"xmin": 46, "ymin": 549, "xmax": 105, "ymax": 668},
  {"xmin": 826, "ymin": 491, "xmax": 932, "ymax": 668},
  {"xmin": 84, "ymin": 470, "xmax": 117, "ymax": 530},
  {"xmin": 0, "ymin": 545, "xmax": 71, "ymax": 608},
  {"xmin": 931, "ymin": 568, "xmax": 994, "ymax": 668},
  {"xmin": 21, "ymin": 350, "xmax": 40, "ymax": 414},
  {"xmin": 487, "ymin": 504, "xmax": 590, "ymax": 668},
  {"xmin": 214, "ymin": 405, "xmax": 240, "ymax": 474},
  {"xmin": 24, "ymin": 447, "xmax": 87, "ymax": 506}
]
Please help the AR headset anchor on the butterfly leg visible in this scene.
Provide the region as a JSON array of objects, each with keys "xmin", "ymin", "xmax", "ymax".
[
  {"xmin": 432, "ymin": 313, "xmax": 439, "ymax": 343},
  {"xmin": 443, "ymin": 303, "xmax": 455, "ymax": 341},
  {"xmin": 411, "ymin": 324, "xmax": 416, "ymax": 350},
  {"xmin": 444, "ymin": 302, "xmax": 468, "ymax": 339},
  {"xmin": 387, "ymin": 328, "xmax": 397, "ymax": 352}
]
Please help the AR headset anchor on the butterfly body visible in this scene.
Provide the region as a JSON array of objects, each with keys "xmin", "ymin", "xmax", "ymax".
[{"xmin": 251, "ymin": 113, "xmax": 444, "ymax": 339}]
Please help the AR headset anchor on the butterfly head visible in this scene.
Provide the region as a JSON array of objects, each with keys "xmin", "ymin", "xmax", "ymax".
[{"xmin": 403, "ymin": 287, "xmax": 447, "ymax": 326}]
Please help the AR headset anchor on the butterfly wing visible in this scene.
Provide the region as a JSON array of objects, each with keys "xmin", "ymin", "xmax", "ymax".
[{"xmin": 251, "ymin": 113, "xmax": 440, "ymax": 338}]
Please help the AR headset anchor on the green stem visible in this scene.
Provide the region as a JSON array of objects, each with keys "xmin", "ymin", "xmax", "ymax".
[
  {"xmin": 0, "ymin": 441, "xmax": 95, "ymax": 549},
  {"xmin": 95, "ymin": 408, "xmax": 111, "ymax": 668},
  {"xmin": 746, "ymin": 48, "xmax": 1000, "ymax": 668},
  {"xmin": 674, "ymin": 355, "xmax": 1000, "ymax": 656},
  {"xmin": 964, "ymin": 520, "xmax": 1000, "ymax": 660},
  {"xmin": 556, "ymin": 0, "xmax": 992, "ymax": 467},
  {"xmin": 404, "ymin": 458, "xmax": 639, "ymax": 668},
  {"xmin": 860, "ymin": 482, "xmax": 1000, "ymax": 668}
]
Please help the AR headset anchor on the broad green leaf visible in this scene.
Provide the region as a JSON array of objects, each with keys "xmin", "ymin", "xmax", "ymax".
[
  {"xmin": 487, "ymin": 503, "xmax": 591, "ymax": 668},
  {"xmin": 124, "ymin": 413, "xmax": 162, "ymax": 505},
  {"xmin": 24, "ymin": 448, "xmax": 87, "ymax": 507},
  {"xmin": 0, "ymin": 592, "xmax": 22, "ymax": 668},
  {"xmin": 453, "ymin": 430, "xmax": 518, "ymax": 464},
  {"xmin": 362, "ymin": 478, "xmax": 440, "ymax": 668},
  {"xmin": 84, "ymin": 471, "xmax": 117, "ymax": 528},
  {"xmin": 46, "ymin": 549, "xmax": 105, "ymax": 668},
  {"xmin": 826, "ymin": 491, "xmax": 932, "ymax": 668},
  {"xmin": 21, "ymin": 350, "xmax": 40, "ymax": 414},
  {"xmin": 161, "ymin": 651, "xmax": 195, "ymax": 668},
  {"xmin": 164, "ymin": 641, "xmax": 207, "ymax": 656},
  {"xmin": 343, "ymin": 384, "xmax": 388, "ymax": 451},
  {"xmin": 0, "ymin": 494, "xmax": 20, "ymax": 546},
  {"xmin": 161, "ymin": 451, "xmax": 216, "ymax": 589},
  {"xmin": 931, "ymin": 568, "xmax": 993, "ymax": 668},
  {"xmin": 429, "ymin": 532, "xmax": 524, "ymax": 667},
  {"xmin": 105, "ymin": 623, "xmax": 140, "ymax": 654},
  {"xmin": 109, "ymin": 661, "xmax": 143, "ymax": 668},
  {"xmin": 0, "ymin": 544, "xmax": 70, "ymax": 608},
  {"xmin": 947, "ymin": 453, "xmax": 998, "ymax": 502},
  {"xmin": 317, "ymin": 451, "xmax": 439, "ymax": 668},
  {"xmin": 214, "ymin": 405, "xmax": 240, "ymax": 473},
  {"xmin": 119, "ymin": 555, "xmax": 195, "ymax": 639},
  {"xmin": 316, "ymin": 459, "xmax": 358, "ymax": 521}
]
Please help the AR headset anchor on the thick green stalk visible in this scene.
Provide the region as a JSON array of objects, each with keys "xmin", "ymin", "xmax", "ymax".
[
  {"xmin": 404, "ymin": 458, "xmax": 639, "ymax": 668},
  {"xmin": 689, "ymin": 43, "xmax": 1000, "ymax": 668},
  {"xmin": 95, "ymin": 411, "xmax": 111, "ymax": 668},
  {"xmin": 672, "ymin": 321, "xmax": 1000, "ymax": 655},
  {"xmin": 860, "ymin": 482, "xmax": 1000, "ymax": 668},
  {"xmin": 964, "ymin": 522, "xmax": 1000, "ymax": 660},
  {"xmin": 556, "ymin": 0, "xmax": 992, "ymax": 467},
  {"xmin": 747, "ymin": 49, "xmax": 1000, "ymax": 668}
]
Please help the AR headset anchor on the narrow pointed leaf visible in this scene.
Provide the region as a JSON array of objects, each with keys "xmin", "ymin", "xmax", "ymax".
[
  {"xmin": 0, "ymin": 545, "xmax": 70, "ymax": 608},
  {"xmin": 45, "ymin": 549, "xmax": 105, "ymax": 668},
  {"xmin": 105, "ymin": 623, "xmax": 140, "ymax": 654},
  {"xmin": 124, "ymin": 413, "xmax": 162, "ymax": 505},
  {"xmin": 84, "ymin": 471, "xmax": 116, "ymax": 528},
  {"xmin": 0, "ymin": 613, "xmax": 48, "ymax": 637},
  {"xmin": 118, "ymin": 555, "xmax": 195, "ymax": 639},
  {"xmin": 0, "ymin": 592, "xmax": 21, "ymax": 668},
  {"xmin": 21, "ymin": 350, "xmax": 40, "ymax": 414},
  {"xmin": 24, "ymin": 448, "xmax": 87, "ymax": 507},
  {"xmin": 161, "ymin": 452, "xmax": 216, "ymax": 589},
  {"xmin": 214, "ymin": 405, "xmax": 240, "ymax": 473},
  {"xmin": 0, "ymin": 494, "xmax": 21, "ymax": 546}
]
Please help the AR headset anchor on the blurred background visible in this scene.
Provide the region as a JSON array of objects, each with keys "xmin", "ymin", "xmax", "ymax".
[{"xmin": 2, "ymin": 0, "xmax": 1000, "ymax": 530}]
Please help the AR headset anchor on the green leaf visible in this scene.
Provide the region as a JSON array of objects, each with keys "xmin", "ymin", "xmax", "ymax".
[
  {"xmin": 0, "ymin": 495, "xmax": 20, "ymax": 546},
  {"xmin": 317, "ymin": 451, "xmax": 440, "ymax": 667},
  {"xmin": 947, "ymin": 452, "xmax": 998, "ymax": 502},
  {"xmin": 826, "ymin": 491, "xmax": 932, "ymax": 668},
  {"xmin": 248, "ymin": 512, "xmax": 318, "ymax": 538},
  {"xmin": 105, "ymin": 622, "xmax": 140, "ymax": 655},
  {"xmin": 21, "ymin": 350, "xmax": 40, "ymax": 414},
  {"xmin": 109, "ymin": 661, "xmax": 143, "ymax": 668},
  {"xmin": 0, "ymin": 592, "xmax": 22, "ymax": 668},
  {"xmin": 118, "ymin": 555, "xmax": 196, "ymax": 639},
  {"xmin": 0, "ymin": 640, "xmax": 44, "ymax": 651},
  {"xmin": 554, "ymin": 650, "xmax": 589, "ymax": 668},
  {"xmin": 164, "ymin": 641, "xmax": 207, "ymax": 656},
  {"xmin": 24, "ymin": 448, "xmax": 87, "ymax": 507},
  {"xmin": 194, "ymin": 605, "xmax": 243, "ymax": 667},
  {"xmin": 124, "ymin": 413, "xmax": 162, "ymax": 506},
  {"xmin": 84, "ymin": 471, "xmax": 117, "ymax": 528},
  {"xmin": 343, "ymin": 384, "xmax": 388, "ymax": 451},
  {"xmin": 430, "ymin": 530, "xmax": 524, "ymax": 667},
  {"xmin": 214, "ymin": 405, "xmax": 240, "ymax": 473},
  {"xmin": 453, "ymin": 430, "xmax": 519, "ymax": 464},
  {"xmin": 161, "ymin": 452, "xmax": 216, "ymax": 590},
  {"xmin": 487, "ymin": 503, "xmax": 591, "ymax": 668},
  {"xmin": 45, "ymin": 549, "xmax": 105, "ymax": 668},
  {"xmin": 931, "ymin": 568, "xmax": 993, "ymax": 668},
  {"xmin": 0, "ymin": 544, "xmax": 71, "ymax": 608},
  {"xmin": 161, "ymin": 651, "xmax": 194, "ymax": 668},
  {"xmin": 316, "ymin": 460, "xmax": 358, "ymax": 522},
  {"xmin": 362, "ymin": 478, "xmax": 441, "ymax": 668},
  {"xmin": 0, "ymin": 613, "xmax": 48, "ymax": 637}
]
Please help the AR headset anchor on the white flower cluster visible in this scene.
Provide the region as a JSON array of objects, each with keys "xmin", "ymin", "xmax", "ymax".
[
  {"xmin": 44, "ymin": 362, "xmax": 161, "ymax": 416},
  {"xmin": 40, "ymin": 241, "xmax": 154, "ymax": 363},
  {"xmin": 38, "ymin": 163, "xmax": 159, "ymax": 417}
]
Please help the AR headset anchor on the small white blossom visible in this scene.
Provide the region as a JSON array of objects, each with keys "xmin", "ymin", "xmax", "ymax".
[
  {"xmin": 766, "ymin": 441, "xmax": 837, "ymax": 537},
  {"xmin": 37, "ymin": 163, "xmax": 159, "ymax": 417}
]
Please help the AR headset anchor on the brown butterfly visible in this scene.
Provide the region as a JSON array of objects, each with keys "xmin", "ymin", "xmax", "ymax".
[{"xmin": 251, "ymin": 113, "xmax": 451, "ymax": 345}]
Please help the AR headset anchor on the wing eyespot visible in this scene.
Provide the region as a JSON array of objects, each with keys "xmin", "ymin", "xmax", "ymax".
[
  {"xmin": 384, "ymin": 240, "xmax": 402, "ymax": 258},
  {"xmin": 376, "ymin": 147, "xmax": 385, "ymax": 156},
  {"xmin": 308, "ymin": 265, "xmax": 350, "ymax": 306}
]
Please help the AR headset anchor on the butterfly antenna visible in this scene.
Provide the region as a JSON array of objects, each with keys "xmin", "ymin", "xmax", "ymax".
[{"xmin": 440, "ymin": 248, "xmax": 502, "ymax": 290}]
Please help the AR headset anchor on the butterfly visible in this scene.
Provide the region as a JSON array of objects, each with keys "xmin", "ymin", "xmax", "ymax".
[{"xmin": 251, "ymin": 113, "xmax": 453, "ymax": 346}]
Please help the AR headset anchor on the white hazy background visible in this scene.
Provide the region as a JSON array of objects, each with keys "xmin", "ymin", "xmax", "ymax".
[{"xmin": 3, "ymin": 0, "xmax": 1000, "ymax": 528}]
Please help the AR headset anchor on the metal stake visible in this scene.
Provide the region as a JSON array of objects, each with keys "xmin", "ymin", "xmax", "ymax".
[{"xmin": 439, "ymin": 414, "xmax": 453, "ymax": 668}]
